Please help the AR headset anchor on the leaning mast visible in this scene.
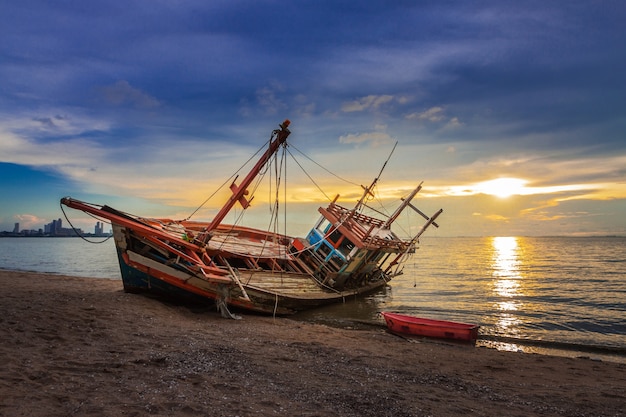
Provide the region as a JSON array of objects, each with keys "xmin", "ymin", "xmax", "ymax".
[{"xmin": 201, "ymin": 120, "xmax": 291, "ymax": 242}]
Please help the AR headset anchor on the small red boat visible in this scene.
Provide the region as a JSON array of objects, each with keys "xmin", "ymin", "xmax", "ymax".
[{"xmin": 381, "ymin": 312, "xmax": 479, "ymax": 343}]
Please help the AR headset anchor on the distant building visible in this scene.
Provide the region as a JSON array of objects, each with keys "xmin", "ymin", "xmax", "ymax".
[
  {"xmin": 49, "ymin": 219, "xmax": 62, "ymax": 235},
  {"xmin": 43, "ymin": 218, "xmax": 79, "ymax": 236},
  {"xmin": 13, "ymin": 223, "xmax": 19, "ymax": 233}
]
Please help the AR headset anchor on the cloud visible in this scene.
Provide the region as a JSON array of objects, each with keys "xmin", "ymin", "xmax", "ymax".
[
  {"xmin": 404, "ymin": 106, "xmax": 463, "ymax": 130},
  {"xmin": 341, "ymin": 95, "xmax": 394, "ymax": 112},
  {"xmin": 338, "ymin": 130, "xmax": 394, "ymax": 148},
  {"xmin": 0, "ymin": 115, "xmax": 291, "ymax": 209},
  {"xmin": 406, "ymin": 106, "xmax": 445, "ymax": 122},
  {"xmin": 444, "ymin": 117, "xmax": 463, "ymax": 129},
  {"xmin": 14, "ymin": 214, "xmax": 47, "ymax": 230},
  {"xmin": 0, "ymin": 127, "xmax": 106, "ymax": 169},
  {"xmin": 2, "ymin": 111, "xmax": 110, "ymax": 137},
  {"xmin": 98, "ymin": 81, "xmax": 161, "ymax": 108},
  {"xmin": 32, "ymin": 115, "xmax": 64, "ymax": 129},
  {"xmin": 255, "ymin": 83, "xmax": 287, "ymax": 115},
  {"xmin": 484, "ymin": 214, "xmax": 509, "ymax": 222}
]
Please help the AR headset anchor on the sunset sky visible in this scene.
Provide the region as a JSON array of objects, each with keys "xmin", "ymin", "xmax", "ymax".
[{"xmin": 1, "ymin": 1, "xmax": 625, "ymax": 237}]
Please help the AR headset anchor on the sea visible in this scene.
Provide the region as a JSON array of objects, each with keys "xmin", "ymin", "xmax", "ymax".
[{"xmin": 1, "ymin": 236, "xmax": 625, "ymax": 363}]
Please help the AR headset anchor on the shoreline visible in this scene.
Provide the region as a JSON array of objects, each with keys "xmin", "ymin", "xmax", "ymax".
[
  {"xmin": 2, "ymin": 264, "xmax": 625, "ymax": 363},
  {"xmin": 297, "ymin": 307, "xmax": 626, "ymax": 365},
  {"xmin": 476, "ymin": 334, "xmax": 626, "ymax": 364},
  {"xmin": 1, "ymin": 270, "xmax": 625, "ymax": 416},
  {"xmin": 3, "ymin": 266, "xmax": 624, "ymax": 364}
]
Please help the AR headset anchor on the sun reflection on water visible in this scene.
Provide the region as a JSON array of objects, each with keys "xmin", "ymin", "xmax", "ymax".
[{"xmin": 491, "ymin": 237, "xmax": 524, "ymax": 334}]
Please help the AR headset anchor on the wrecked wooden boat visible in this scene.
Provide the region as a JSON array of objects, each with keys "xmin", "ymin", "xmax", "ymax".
[
  {"xmin": 381, "ymin": 312, "xmax": 479, "ymax": 342},
  {"xmin": 61, "ymin": 120, "xmax": 442, "ymax": 316}
]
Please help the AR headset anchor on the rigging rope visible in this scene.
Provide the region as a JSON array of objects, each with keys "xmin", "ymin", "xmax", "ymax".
[
  {"xmin": 286, "ymin": 148, "xmax": 332, "ymax": 202},
  {"xmin": 59, "ymin": 200, "xmax": 113, "ymax": 244},
  {"xmin": 184, "ymin": 137, "xmax": 270, "ymax": 221},
  {"xmin": 186, "ymin": 136, "xmax": 366, "ymax": 222},
  {"xmin": 288, "ymin": 143, "xmax": 360, "ymax": 187}
]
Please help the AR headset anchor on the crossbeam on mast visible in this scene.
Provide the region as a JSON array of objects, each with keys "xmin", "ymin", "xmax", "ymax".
[{"xmin": 201, "ymin": 120, "xmax": 291, "ymax": 242}]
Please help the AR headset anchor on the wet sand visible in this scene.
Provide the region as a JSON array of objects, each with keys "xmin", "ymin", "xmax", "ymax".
[{"xmin": 1, "ymin": 270, "xmax": 624, "ymax": 416}]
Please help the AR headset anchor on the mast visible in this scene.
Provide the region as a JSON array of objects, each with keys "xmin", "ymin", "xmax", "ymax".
[
  {"xmin": 384, "ymin": 208, "xmax": 443, "ymax": 274},
  {"xmin": 349, "ymin": 142, "xmax": 398, "ymax": 216},
  {"xmin": 202, "ymin": 120, "xmax": 291, "ymax": 241},
  {"xmin": 382, "ymin": 182, "xmax": 423, "ymax": 229}
]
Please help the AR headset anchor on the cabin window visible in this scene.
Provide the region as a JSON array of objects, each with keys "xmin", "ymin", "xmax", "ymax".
[
  {"xmin": 317, "ymin": 219, "xmax": 332, "ymax": 234},
  {"xmin": 337, "ymin": 237, "xmax": 355, "ymax": 255},
  {"xmin": 327, "ymin": 228, "xmax": 342, "ymax": 245}
]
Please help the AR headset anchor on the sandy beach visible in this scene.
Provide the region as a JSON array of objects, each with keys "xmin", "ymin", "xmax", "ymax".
[{"xmin": 1, "ymin": 270, "xmax": 624, "ymax": 416}]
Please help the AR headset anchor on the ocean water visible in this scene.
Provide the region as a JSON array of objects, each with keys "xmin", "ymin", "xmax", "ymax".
[
  {"xmin": 0, "ymin": 236, "xmax": 120, "ymax": 279},
  {"xmin": 1, "ymin": 236, "xmax": 625, "ymax": 362}
]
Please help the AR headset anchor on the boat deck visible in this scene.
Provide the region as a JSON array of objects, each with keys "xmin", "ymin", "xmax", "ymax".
[
  {"xmin": 238, "ymin": 270, "xmax": 338, "ymax": 298},
  {"xmin": 207, "ymin": 234, "xmax": 292, "ymax": 259},
  {"xmin": 237, "ymin": 269, "xmax": 387, "ymax": 301}
]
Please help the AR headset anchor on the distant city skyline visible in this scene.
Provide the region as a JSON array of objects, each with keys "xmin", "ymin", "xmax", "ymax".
[{"xmin": 2, "ymin": 219, "xmax": 110, "ymax": 237}]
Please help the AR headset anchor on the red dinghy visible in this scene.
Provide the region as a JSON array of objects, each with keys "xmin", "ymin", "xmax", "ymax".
[{"xmin": 381, "ymin": 312, "xmax": 479, "ymax": 342}]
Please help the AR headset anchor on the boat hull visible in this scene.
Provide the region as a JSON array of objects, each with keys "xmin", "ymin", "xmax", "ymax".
[
  {"xmin": 381, "ymin": 312, "xmax": 479, "ymax": 342},
  {"xmin": 112, "ymin": 225, "xmax": 388, "ymax": 315}
]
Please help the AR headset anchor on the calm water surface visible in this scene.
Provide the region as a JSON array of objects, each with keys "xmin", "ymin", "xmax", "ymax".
[
  {"xmin": 297, "ymin": 236, "xmax": 626, "ymax": 362},
  {"xmin": 1, "ymin": 236, "xmax": 625, "ymax": 362},
  {"xmin": 0, "ymin": 237, "xmax": 120, "ymax": 279}
]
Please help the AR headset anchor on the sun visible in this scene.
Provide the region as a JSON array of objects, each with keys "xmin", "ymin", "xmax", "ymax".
[{"xmin": 476, "ymin": 178, "xmax": 528, "ymax": 198}]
